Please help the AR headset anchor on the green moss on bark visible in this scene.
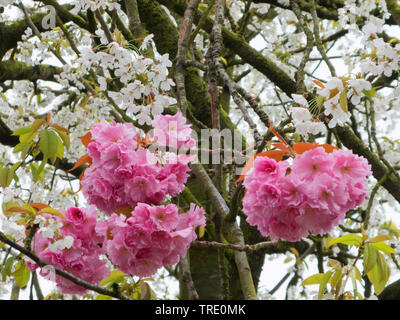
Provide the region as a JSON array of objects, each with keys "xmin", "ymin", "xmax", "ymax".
[{"xmin": 0, "ymin": 60, "xmax": 62, "ymax": 82}]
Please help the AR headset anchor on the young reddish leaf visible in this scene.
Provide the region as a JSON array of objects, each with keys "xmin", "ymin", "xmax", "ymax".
[
  {"xmin": 49, "ymin": 123, "xmax": 70, "ymax": 133},
  {"xmin": 30, "ymin": 118, "xmax": 46, "ymax": 132},
  {"xmin": 293, "ymin": 142, "xmax": 338, "ymax": 155},
  {"xmin": 320, "ymin": 144, "xmax": 339, "ymax": 153},
  {"xmin": 4, "ymin": 205, "xmax": 35, "ymax": 216},
  {"xmin": 39, "ymin": 207, "xmax": 66, "ymax": 219},
  {"xmin": 29, "ymin": 203, "xmax": 50, "ymax": 211},
  {"xmin": 79, "ymin": 132, "xmax": 93, "ymax": 147},
  {"xmin": 269, "ymin": 121, "xmax": 288, "ymax": 146},
  {"xmin": 272, "ymin": 142, "xmax": 291, "ymax": 153},
  {"xmin": 293, "ymin": 142, "xmax": 320, "ymax": 155},
  {"xmin": 289, "ymin": 247, "xmax": 299, "ymax": 258},
  {"xmin": 369, "ymin": 235, "xmax": 392, "ymax": 243},
  {"xmin": 312, "ymin": 80, "xmax": 325, "ymax": 88},
  {"xmin": 68, "ymin": 153, "xmax": 91, "ymax": 172}
]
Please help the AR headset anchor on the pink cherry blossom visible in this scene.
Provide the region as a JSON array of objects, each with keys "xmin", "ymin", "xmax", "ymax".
[
  {"xmin": 28, "ymin": 206, "xmax": 109, "ymax": 295},
  {"xmin": 242, "ymin": 147, "xmax": 372, "ymax": 242}
]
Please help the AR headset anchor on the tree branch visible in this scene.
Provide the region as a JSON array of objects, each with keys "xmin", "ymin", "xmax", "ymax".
[{"xmin": 0, "ymin": 231, "xmax": 133, "ymax": 300}]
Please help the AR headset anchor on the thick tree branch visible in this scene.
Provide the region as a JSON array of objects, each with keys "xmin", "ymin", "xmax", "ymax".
[
  {"xmin": 0, "ymin": 60, "xmax": 63, "ymax": 82},
  {"xmin": 190, "ymin": 163, "xmax": 258, "ymax": 300}
]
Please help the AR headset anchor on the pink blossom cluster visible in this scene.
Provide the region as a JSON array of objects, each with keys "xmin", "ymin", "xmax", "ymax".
[
  {"xmin": 25, "ymin": 113, "xmax": 205, "ymax": 294},
  {"xmin": 242, "ymin": 147, "xmax": 372, "ymax": 242},
  {"xmin": 96, "ymin": 203, "xmax": 205, "ymax": 277},
  {"xmin": 28, "ymin": 207, "xmax": 109, "ymax": 295},
  {"xmin": 81, "ymin": 112, "xmax": 195, "ymax": 214}
]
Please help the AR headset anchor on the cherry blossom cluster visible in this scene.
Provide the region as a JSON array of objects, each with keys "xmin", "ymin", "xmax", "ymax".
[
  {"xmin": 290, "ymin": 94, "xmax": 326, "ymax": 139},
  {"xmin": 242, "ymin": 147, "xmax": 372, "ymax": 242},
  {"xmin": 27, "ymin": 207, "xmax": 109, "ymax": 295},
  {"xmin": 19, "ymin": 112, "xmax": 204, "ymax": 295},
  {"xmin": 360, "ymin": 38, "xmax": 400, "ymax": 78},
  {"xmin": 290, "ymin": 77, "xmax": 372, "ymax": 137},
  {"xmin": 76, "ymin": 37, "xmax": 176, "ymax": 125},
  {"xmin": 96, "ymin": 203, "xmax": 205, "ymax": 277},
  {"xmin": 70, "ymin": 0, "xmax": 121, "ymax": 13},
  {"xmin": 81, "ymin": 112, "xmax": 195, "ymax": 214}
]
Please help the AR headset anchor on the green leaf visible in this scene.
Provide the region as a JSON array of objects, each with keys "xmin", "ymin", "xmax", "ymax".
[
  {"xmin": 368, "ymin": 251, "xmax": 390, "ymax": 295},
  {"xmin": 96, "ymin": 294, "xmax": 112, "ymax": 300},
  {"xmin": 49, "ymin": 134, "xmax": 65, "ymax": 164},
  {"xmin": 37, "ymin": 156, "xmax": 47, "ymax": 176},
  {"xmin": 100, "ymin": 270, "xmax": 127, "ymax": 287},
  {"xmin": 56, "ymin": 130, "xmax": 70, "ymax": 151},
  {"xmin": 19, "ymin": 130, "xmax": 38, "ymax": 144},
  {"xmin": 140, "ymin": 281, "xmax": 157, "ymax": 300},
  {"xmin": 318, "ymin": 271, "xmax": 333, "ymax": 300},
  {"xmin": 377, "ymin": 251, "xmax": 390, "ymax": 284},
  {"xmin": 372, "ymin": 242, "xmax": 395, "ymax": 254},
  {"xmin": 30, "ymin": 163, "xmax": 39, "ymax": 182},
  {"xmin": 330, "ymin": 267, "xmax": 343, "ymax": 293},
  {"xmin": 12, "ymin": 127, "xmax": 32, "ymax": 136},
  {"xmin": 1, "ymin": 256, "xmax": 14, "ymax": 281},
  {"xmin": 11, "ymin": 260, "xmax": 30, "ymax": 288},
  {"xmin": 301, "ymin": 273, "xmax": 324, "ymax": 286},
  {"xmin": 39, "ymin": 129, "xmax": 59, "ymax": 159},
  {"xmin": 362, "ymin": 88, "xmax": 376, "ymax": 98},
  {"xmin": 364, "ymin": 243, "xmax": 377, "ymax": 274},
  {"xmin": 326, "ymin": 234, "xmax": 363, "ymax": 248},
  {"xmin": 0, "ymin": 166, "xmax": 14, "ymax": 188},
  {"xmin": 13, "ymin": 141, "xmax": 31, "ymax": 154},
  {"xmin": 350, "ymin": 268, "xmax": 359, "ymax": 299},
  {"xmin": 354, "ymin": 265, "xmax": 362, "ymax": 281}
]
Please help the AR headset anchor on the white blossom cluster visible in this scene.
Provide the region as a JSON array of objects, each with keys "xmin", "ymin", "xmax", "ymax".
[
  {"xmin": 16, "ymin": 27, "xmax": 66, "ymax": 67},
  {"xmin": 338, "ymin": 0, "xmax": 390, "ymax": 29},
  {"xmin": 290, "ymin": 77, "xmax": 373, "ymax": 137},
  {"xmin": 360, "ymin": 37, "xmax": 400, "ymax": 77},
  {"xmin": 290, "ymin": 94, "xmax": 326, "ymax": 139},
  {"xmin": 0, "ymin": 214, "xmax": 26, "ymax": 244},
  {"xmin": 321, "ymin": 77, "xmax": 371, "ymax": 128},
  {"xmin": 75, "ymin": 35, "xmax": 177, "ymax": 125},
  {"xmin": 70, "ymin": 0, "xmax": 120, "ymax": 14}
]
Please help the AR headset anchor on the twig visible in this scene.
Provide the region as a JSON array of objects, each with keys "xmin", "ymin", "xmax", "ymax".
[
  {"xmin": 94, "ymin": 9, "xmax": 114, "ymax": 43},
  {"xmin": 191, "ymin": 240, "xmax": 275, "ymax": 252},
  {"xmin": 290, "ymin": 0, "xmax": 314, "ymax": 93},
  {"xmin": 310, "ymin": 0, "xmax": 336, "ymax": 77},
  {"xmin": 0, "ymin": 232, "xmax": 134, "ymax": 300}
]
